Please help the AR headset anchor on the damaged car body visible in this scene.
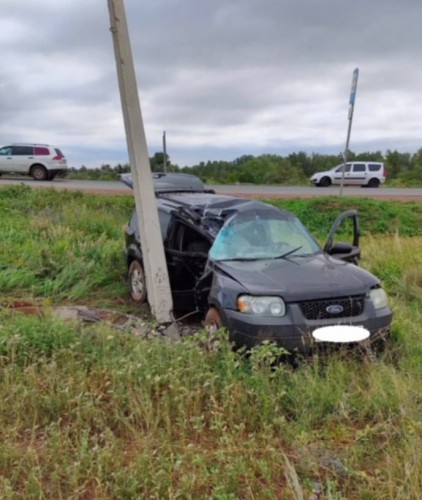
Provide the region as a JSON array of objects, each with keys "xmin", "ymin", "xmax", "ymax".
[{"xmin": 122, "ymin": 173, "xmax": 392, "ymax": 353}]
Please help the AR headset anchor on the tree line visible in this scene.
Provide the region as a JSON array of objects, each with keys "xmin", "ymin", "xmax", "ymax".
[{"xmin": 66, "ymin": 149, "xmax": 422, "ymax": 185}]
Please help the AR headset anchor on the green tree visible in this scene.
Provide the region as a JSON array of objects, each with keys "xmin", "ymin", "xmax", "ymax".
[
  {"xmin": 355, "ymin": 151, "xmax": 384, "ymax": 162},
  {"xmin": 385, "ymin": 150, "xmax": 412, "ymax": 178},
  {"xmin": 407, "ymin": 149, "xmax": 422, "ymax": 183}
]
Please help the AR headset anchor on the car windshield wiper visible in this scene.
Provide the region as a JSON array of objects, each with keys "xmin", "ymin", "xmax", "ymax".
[
  {"xmin": 217, "ymin": 257, "xmax": 261, "ymax": 262},
  {"xmin": 217, "ymin": 246, "xmax": 305, "ymax": 262},
  {"xmin": 272, "ymin": 245, "xmax": 303, "ymax": 260}
]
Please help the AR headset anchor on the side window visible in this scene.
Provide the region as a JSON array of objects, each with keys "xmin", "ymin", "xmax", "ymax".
[
  {"xmin": 368, "ymin": 163, "xmax": 381, "ymax": 172},
  {"xmin": 352, "ymin": 163, "xmax": 366, "ymax": 172},
  {"xmin": 12, "ymin": 146, "xmax": 33, "ymax": 155},
  {"xmin": 0, "ymin": 146, "xmax": 12, "ymax": 156},
  {"xmin": 335, "ymin": 164, "xmax": 351, "ymax": 173},
  {"xmin": 34, "ymin": 147, "xmax": 50, "ymax": 156}
]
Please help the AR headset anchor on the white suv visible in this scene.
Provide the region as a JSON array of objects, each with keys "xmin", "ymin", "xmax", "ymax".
[
  {"xmin": 310, "ymin": 162, "xmax": 386, "ymax": 188},
  {"xmin": 0, "ymin": 143, "xmax": 68, "ymax": 181}
]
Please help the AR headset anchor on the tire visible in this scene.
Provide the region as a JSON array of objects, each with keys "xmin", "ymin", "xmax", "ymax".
[
  {"xmin": 30, "ymin": 164, "xmax": 48, "ymax": 181},
  {"xmin": 128, "ymin": 260, "xmax": 147, "ymax": 304},
  {"xmin": 367, "ymin": 178, "xmax": 380, "ymax": 188},
  {"xmin": 319, "ymin": 176, "xmax": 332, "ymax": 187},
  {"xmin": 204, "ymin": 307, "xmax": 223, "ymax": 333}
]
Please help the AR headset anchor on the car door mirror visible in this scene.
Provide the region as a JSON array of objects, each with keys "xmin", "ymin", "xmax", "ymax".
[
  {"xmin": 328, "ymin": 241, "xmax": 360, "ymax": 263},
  {"xmin": 324, "ymin": 209, "xmax": 360, "ymax": 263}
]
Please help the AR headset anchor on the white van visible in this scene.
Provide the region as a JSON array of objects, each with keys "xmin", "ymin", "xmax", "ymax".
[{"xmin": 310, "ymin": 162, "xmax": 386, "ymax": 188}]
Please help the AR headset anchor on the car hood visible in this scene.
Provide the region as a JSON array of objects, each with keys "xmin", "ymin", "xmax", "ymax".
[{"xmin": 213, "ymin": 253, "xmax": 378, "ymax": 302}]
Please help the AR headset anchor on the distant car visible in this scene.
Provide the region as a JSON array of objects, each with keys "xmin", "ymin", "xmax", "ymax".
[
  {"xmin": 0, "ymin": 143, "xmax": 68, "ymax": 180},
  {"xmin": 310, "ymin": 161, "xmax": 386, "ymax": 188},
  {"xmin": 122, "ymin": 173, "xmax": 392, "ymax": 354}
]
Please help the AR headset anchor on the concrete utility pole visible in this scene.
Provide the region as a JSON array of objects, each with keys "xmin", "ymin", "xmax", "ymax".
[{"xmin": 108, "ymin": 0, "xmax": 173, "ymax": 322}]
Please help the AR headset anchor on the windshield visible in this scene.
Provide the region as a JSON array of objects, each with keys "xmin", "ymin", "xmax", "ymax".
[{"xmin": 209, "ymin": 210, "xmax": 321, "ymax": 261}]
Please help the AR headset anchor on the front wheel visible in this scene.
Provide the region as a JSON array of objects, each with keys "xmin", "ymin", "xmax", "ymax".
[
  {"xmin": 30, "ymin": 164, "xmax": 48, "ymax": 181},
  {"xmin": 204, "ymin": 307, "xmax": 223, "ymax": 333},
  {"xmin": 319, "ymin": 176, "xmax": 332, "ymax": 187},
  {"xmin": 128, "ymin": 260, "xmax": 147, "ymax": 304}
]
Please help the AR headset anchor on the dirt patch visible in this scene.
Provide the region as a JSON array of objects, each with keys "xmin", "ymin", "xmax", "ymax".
[{"xmin": 3, "ymin": 301, "xmax": 202, "ymax": 339}]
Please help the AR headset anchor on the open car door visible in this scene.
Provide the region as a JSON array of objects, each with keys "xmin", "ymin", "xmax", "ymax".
[
  {"xmin": 323, "ymin": 209, "xmax": 360, "ymax": 264},
  {"xmin": 165, "ymin": 217, "xmax": 212, "ymax": 311}
]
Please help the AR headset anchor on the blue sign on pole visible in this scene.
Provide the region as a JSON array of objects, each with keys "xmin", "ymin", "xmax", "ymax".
[{"xmin": 349, "ymin": 67, "xmax": 359, "ymax": 106}]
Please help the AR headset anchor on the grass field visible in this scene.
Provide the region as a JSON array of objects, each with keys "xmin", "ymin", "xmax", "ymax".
[{"xmin": 0, "ymin": 185, "xmax": 422, "ymax": 498}]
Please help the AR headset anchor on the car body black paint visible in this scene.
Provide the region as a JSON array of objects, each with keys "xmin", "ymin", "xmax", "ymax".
[{"xmin": 123, "ymin": 173, "xmax": 392, "ymax": 353}]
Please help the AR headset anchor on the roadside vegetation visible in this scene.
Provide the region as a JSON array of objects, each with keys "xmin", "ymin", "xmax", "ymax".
[
  {"xmin": 66, "ymin": 148, "xmax": 422, "ymax": 186},
  {"xmin": 0, "ymin": 185, "xmax": 422, "ymax": 498}
]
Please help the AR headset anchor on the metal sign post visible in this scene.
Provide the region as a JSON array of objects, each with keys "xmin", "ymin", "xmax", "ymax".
[
  {"xmin": 339, "ymin": 67, "xmax": 359, "ymax": 197},
  {"xmin": 163, "ymin": 130, "xmax": 167, "ymax": 172},
  {"xmin": 108, "ymin": 0, "xmax": 173, "ymax": 323}
]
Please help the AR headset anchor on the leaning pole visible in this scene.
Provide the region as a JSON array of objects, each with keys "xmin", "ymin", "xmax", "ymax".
[{"xmin": 108, "ymin": 0, "xmax": 173, "ymax": 323}]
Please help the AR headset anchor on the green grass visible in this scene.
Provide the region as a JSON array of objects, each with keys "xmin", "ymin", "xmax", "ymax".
[
  {"xmin": 1, "ymin": 185, "xmax": 421, "ymax": 306},
  {"xmin": 0, "ymin": 185, "xmax": 133, "ymax": 308},
  {"xmin": 0, "ymin": 186, "xmax": 422, "ymax": 497},
  {"xmin": 0, "ymin": 294, "xmax": 422, "ymax": 498},
  {"xmin": 271, "ymin": 197, "xmax": 422, "ymax": 238}
]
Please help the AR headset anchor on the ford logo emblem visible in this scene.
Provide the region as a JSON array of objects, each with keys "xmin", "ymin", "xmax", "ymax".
[{"xmin": 326, "ymin": 304, "xmax": 344, "ymax": 315}]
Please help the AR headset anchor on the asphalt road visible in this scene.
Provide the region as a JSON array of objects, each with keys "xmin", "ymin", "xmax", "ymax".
[{"xmin": 0, "ymin": 176, "xmax": 421, "ymax": 199}]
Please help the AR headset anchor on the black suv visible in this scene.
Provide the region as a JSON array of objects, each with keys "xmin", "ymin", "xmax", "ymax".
[{"xmin": 122, "ymin": 173, "xmax": 392, "ymax": 353}]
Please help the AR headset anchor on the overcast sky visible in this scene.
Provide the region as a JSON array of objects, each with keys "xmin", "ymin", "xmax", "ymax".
[{"xmin": 1, "ymin": 0, "xmax": 421, "ymax": 168}]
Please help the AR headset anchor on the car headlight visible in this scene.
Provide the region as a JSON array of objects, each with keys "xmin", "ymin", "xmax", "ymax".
[
  {"xmin": 237, "ymin": 295, "xmax": 286, "ymax": 316},
  {"xmin": 369, "ymin": 288, "xmax": 389, "ymax": 310}
]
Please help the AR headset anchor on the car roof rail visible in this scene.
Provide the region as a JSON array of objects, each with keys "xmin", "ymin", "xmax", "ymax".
[{"xmin": 12, "ymin": 143, "xmax": 50, "ymax": 146}]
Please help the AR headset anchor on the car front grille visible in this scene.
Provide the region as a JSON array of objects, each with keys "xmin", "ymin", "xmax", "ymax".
[{"xmin": 298, "ymin": 295, "xmax": 365, "ymax": 320}]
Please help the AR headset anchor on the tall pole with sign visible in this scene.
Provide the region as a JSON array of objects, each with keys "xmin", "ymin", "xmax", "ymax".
[
  {"xmin": 163, "ymin": 130, "xmax": 167, "ymax": 172},
  {"xmin": 108, "ymin": 0, "xmax": 173, "ymax": 323},
  {"xmin": 339, "ymin": 68, "xmax": 359, "ymax": 197}
]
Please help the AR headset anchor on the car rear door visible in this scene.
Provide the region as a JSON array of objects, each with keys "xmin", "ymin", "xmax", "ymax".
[{"xmin": 348, "ymin": 163, "xmax": 368, "ymax": 185}]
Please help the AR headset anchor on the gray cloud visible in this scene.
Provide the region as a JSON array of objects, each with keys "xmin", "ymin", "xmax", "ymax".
[{"xmin": 1, "ymin": 0, "xmax": 422, "ymax": 167}]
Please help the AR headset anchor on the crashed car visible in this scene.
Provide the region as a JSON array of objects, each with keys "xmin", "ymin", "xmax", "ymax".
[{"xmin": 122, "ymin": 173, "xmax": 392, "ymax": 353}]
